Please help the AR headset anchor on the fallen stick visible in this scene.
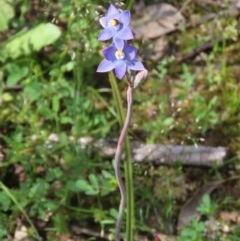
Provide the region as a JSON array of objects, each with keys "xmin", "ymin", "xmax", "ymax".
[
  {"xmin": 176, "ymin": 36, "xmax": 238, "ymax": 63},
  {"xmin": 79, "ymin": 137, "xmax": 228, "ymax": 167},
  {"xmin": 182, "ymin": 2, "xmax": 240, "ymax": 30}
]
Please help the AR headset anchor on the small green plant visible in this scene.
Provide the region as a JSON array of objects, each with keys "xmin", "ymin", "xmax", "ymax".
[
  {"xmin": 178, "ymin": 194, "xmax": 219, "ymax": 241},
  {"xmin": 178, "ymin": 219, "xmax": 205, "ymax": 241},
  {"xmin": 197, "ymin": 194, "xmax": 218, "ymax": 216}
]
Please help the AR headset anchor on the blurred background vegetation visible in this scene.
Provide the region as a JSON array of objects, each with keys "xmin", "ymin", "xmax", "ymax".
[{"xmin": 0, "ymin": 0, "xmax": 239, "ymax": 240}]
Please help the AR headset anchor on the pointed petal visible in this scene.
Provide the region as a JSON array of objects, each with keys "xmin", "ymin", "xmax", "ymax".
[
  {"xmin": 115, "ymin": 61, "xmax": 127, "ymax": 79},
  {"xmin": 119, "ymin": 10, "xmax": 131, "ymax": 25},
  {"xmin": 113, "ymin": 37, "xmax": 124, "ymax": 50},
  {"xmin": 103, "ymin": 45, "xmax": 116, "ymax": 61},
  {"xmin": 99, "ymin": 16, "xmax": 108, "ymax": 28},
  {"xmin": 97, "ymin": 59, "xmax": 115, "ymax": 72},
  {"xmin": 125, "ymin": 44, "xmax": 137, "ymax": 60},
  {"xmin": 118, "ymin": 26, "xmax": 134, "ymax": 40},
  {"xmin": 128, "ymin": 60, "xmax": 145, "ymax": 71},
  {"xmin": 107, "ymin": 4, "xmax": 120, "ymax": 18},
  {"xmin": 98, "ymin": 28, "xmax": 114, "ymax": 41}
]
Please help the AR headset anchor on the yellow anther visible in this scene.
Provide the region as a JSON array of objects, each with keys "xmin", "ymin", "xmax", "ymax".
[
  {"xmin": 115, "ymin": 50, "xmax": 125, "ymax": 59},
  {"xmin": 110, "ymin": 19, "xmax": 119, "ymax": 26}
]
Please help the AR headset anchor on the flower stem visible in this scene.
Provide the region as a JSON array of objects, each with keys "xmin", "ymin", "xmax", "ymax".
[
  {"xmin": 123, "ymin": 106, "xmax": 134, "ymax": 241},
  {"xmin": 109, "ymin": 72, "xmax": 135, "ymax": 241}
]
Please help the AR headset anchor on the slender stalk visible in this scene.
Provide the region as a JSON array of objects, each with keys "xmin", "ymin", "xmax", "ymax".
[
  {"xmin": 114, "ymin": 85, "xmax": 134, "ymax": 241},
  {"xmin": 124, "ymin": 129, "xmax": 134, "ymax": 241},
  {"xmin": 108, "ymin": 72, "xmax": 135, "ymax": 241},
  {"xmin": 124, "ymin": 76, "xmax": 135, "ymax": 241}
]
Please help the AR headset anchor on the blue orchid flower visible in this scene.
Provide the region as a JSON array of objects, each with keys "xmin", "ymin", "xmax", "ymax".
[
  {"xmin": 97, "ymin": 42, "xmax": 145, "ymax": 79},
  {"xmin": 98, "ymin": 4, "xmax": 134, "ymax": 49}
]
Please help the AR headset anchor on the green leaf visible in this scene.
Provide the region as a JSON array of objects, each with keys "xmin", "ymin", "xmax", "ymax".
[
  {"xmin": 67, "ymin": 179, "xmax": 99, "ymax": 195},
  {"xmin": 52, "ymin": 96, "xmax": 60, "ymax": 113},
  {"xmin": 0, "ymin": 23, "xmax": 61, "ymax": 61},
  {"xmin": 100, "ymin": 219, "xmax": 115, "ymax": 224},
  {"xmin": 102, "ymin": 170, "xmax": 114, "ymax": 179},
  {"xmin": 60, "ymin": 116, "xmax": 73, "ymax": 124},
  {"xmin": 197, "ymin": 194, "xmax": 218, "ymax": 215},
  {"xmin": 5, "ymin": 63, "xmax": 29, "ymax": 86},
  {"xmin": 75, "ymin": 179, "xmax": 90, "ymax": 192},
  {"xmin": 163, "ymin": 117, "xmax": 174, "ymax": 126},
  {"xmin": 0, "ymin": 191, "xmax": 11, "ymax": 211},
  {"xmin": 2, "ymin": 92, "xmax": 13, "ymax": 102},
  {"xmin": 45, "ymin": 167, "xmax": 63, "ymax": 182},
  {"xmin": 89, "ymin": 174, "xmax": 99, "ymax": 191},
  {"xmin": 77, "ymin": 179, "xmax": 99, "ymax": 195},
  {"xmin": 23, "ymin": 81, "xmax": 42, "ymax": 101},
  {"xmin": 0, "ymin": 1, "xmax": 14, "ymax": 31}
]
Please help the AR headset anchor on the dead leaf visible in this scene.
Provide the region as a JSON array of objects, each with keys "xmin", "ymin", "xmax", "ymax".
[
  {"xmin": 14, "ymin": 225, "xmax": 29, "ymax": 241},
  {"xmin": 177, "ymin": 181, "xmax": 222, "ymax": 231},
  {"xmin": 132, "ymin": 3, "xmax": 184, "ymax": 61},
  {"xmin": 220, "ymin": 211, "xmax": 240, "ymax": 224},
  {"xmin": 154, "ymin": 233, "xmax": 176, "ymax": 241},
  {"xmin": 132, "ymin": 3, "xmax": 185, "ymax": 40}
]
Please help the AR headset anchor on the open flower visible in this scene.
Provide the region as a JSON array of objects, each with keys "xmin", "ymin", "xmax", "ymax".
[
  {"xmin": 98, "ymin": 4, "xmax": 134, "ymax": 49},
  {"xmin": 97, "ymin": 42, "xmax": 145, "ymax": 79}
]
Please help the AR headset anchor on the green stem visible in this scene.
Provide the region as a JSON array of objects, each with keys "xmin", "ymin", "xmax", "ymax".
[
  {"xmin": 0, "ymin": 181, "xmax": 42, "ymax": 240},
  {"xmin": 108, "ymin": 72, "xmax": 125, "ymax": 124},
  {"xmin": 108, "ymin": 72, "xmax": 134, "ymax": 241},
  {"xmin": 124, "ymin": 135, "xmax": 134, "ymax": 241},
  {"xmin": 126, "ymin": 0, "xmax": 134, "ymax": 10}
]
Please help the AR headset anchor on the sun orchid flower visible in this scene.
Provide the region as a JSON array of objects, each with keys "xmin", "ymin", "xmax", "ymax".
[
  {"xmin": 98, "ymin": 4, "xmax": 134, "ymax": 49},
  {"xmin": 97, "ymin": 42, "xmax": 145, "ymax": 79}
]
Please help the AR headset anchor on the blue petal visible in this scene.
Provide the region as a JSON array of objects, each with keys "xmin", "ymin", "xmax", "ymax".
[
  {"xmin": 128, "ymin": 60, "xmax": 145, "ymax": 71},
  {"xmin": 118, "ymin": 26, "xmax": 134, "ymax": 40},
  {"xmin": 98, "ymin": 28, "xmax": 115, "ymax": 41},
  {"xmin": 103, "ymin": 45, "xmax": 116, "ymax": 61},
  {"xmin": 115, "ymin": 61, "xmax": 127, "ymax": 79},
  {"xmin": 113, "ymin": 37, "xmax": 124, "ymax": 50},
  {"xmin": 107, "ymin": 4, "xmax": 120, "ymax": 19},
  {"xmin": 97, "ymin": 59, "xmax": 115, "ymax": 72},
  {"xmin": 99, "ymin": 16, "xmax": 108, "ymax": 28},
  {"xmin": 125, "ymin": 44, "xmax": 137, "ymax": 60},
  {"xmin": 119, "ymin": 10, "xmax": 131, "ymax": 25}
]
